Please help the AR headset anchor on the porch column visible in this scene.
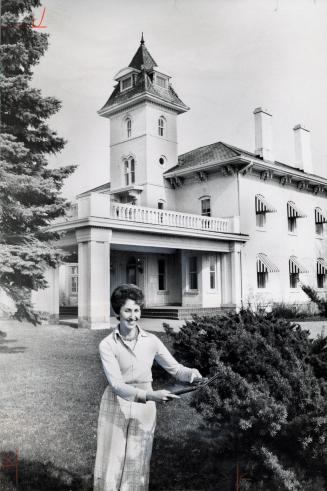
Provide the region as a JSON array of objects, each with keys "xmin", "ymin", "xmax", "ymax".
[
  {"xmin": 230, "ymin": 243, "xmax": 242, "ymax": 309},
  {"xmin": 76, "ymin": 227, "xmax": 111, "ymax": 329},
  {"xmin": 31, "ymin": 267, "xmax": 59, "ymax": 323}
]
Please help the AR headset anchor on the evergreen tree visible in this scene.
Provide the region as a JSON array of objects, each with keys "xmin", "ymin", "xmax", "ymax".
[
  {"xmin": 166, "ymin": 311, "xmax": 327, "ymax": 490},
  {"xmin": 0, "ymin": 0, "xmax": 75, "ymax": 323}
]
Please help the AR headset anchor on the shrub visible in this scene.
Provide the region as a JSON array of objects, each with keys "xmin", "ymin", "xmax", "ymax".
[
  {"xmin": 165, "ymin": 310, "xmax": 327, "ymax": 490},
  {"xmin": 270, "ymin": 302, "xmax": 305, "ymax": 319},
  {"xmin": 301, "ymin": 284, "xmax": 327, "ymax": 317}
]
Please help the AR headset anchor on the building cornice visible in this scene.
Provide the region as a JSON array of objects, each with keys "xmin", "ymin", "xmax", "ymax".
[
  {"xmin": 165, "ymin": 156, "xmax": 327, "ymax": 195},
  {"xmin": 98, "ymin": 92, "xmax": 189, "ymax": 118}
]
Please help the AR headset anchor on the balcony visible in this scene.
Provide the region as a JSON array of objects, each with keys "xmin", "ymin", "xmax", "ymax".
[
  {"xmin": 111, "ymin": 202, "xmax": 234, "ymax": 233},
  {"xmin": 54, "ymin": 193, "xmax": 240, "ymax": 235}
]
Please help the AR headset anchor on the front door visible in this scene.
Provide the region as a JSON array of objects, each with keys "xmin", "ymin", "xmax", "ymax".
[{"xmin": 126, "ymin": 256, "xmax": 138, "ymax": 285}]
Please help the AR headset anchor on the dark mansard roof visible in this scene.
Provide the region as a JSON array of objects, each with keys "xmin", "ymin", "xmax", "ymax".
[{"xmin": 99, "ymin": 36, "xmax": 188, "ymax": 115}]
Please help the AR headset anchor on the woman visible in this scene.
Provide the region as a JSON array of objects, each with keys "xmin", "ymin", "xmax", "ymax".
[{"xmin": 94, "ymin": 284, "xmax": 202, "ymax": 491}]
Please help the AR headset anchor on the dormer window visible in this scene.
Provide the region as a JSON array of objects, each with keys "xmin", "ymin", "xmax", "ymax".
[
  {"xmin": 121, "ymin": 76, "xmax": 132, "ymax": 91},
  {"xmin": 156, "ymin": 75, "xmax": 167, "ymax": 88}
]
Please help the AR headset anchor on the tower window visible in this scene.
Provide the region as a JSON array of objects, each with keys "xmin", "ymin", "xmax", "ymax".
[
  {"xmin": 130, "ymin": 159, "xmax": 135, "ymax": 183},
  {"xmin": 158, "ymin": 117, "xmax": 165, "ymax": 137},
  {"xmin": 126, "ymin": 118, "xmax": 132, "ymax": 138},
  {"xmin": 123, "ymin": 157, "xmax": 135, "ymax": 186},
  {"xmin": 201, "ymin": 198, "xmax": 211, "ymax": 217}
]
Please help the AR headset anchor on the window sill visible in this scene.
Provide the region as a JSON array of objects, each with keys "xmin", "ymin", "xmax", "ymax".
[
  {"xmin": 315, "ymin": 235, "xmax": 324, "ymax": 240},
  {"xmin": 256, "ymin": 227, "xmax": 267, "ymax": 232},
  {"xmin": 184, "ymin": 290, "xmax": 199, "ymax": 296},
  {"xmin": 288, "ymin": 232, "xmax": 298, "ymax": 237},
  {"xmin": 157, "ymin": 290, "xmax": 169, "ymax": 295}
]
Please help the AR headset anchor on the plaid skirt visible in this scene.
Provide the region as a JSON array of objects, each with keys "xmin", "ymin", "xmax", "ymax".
[{"xmin": 94, "ymin": 383, "xmax": 156, "ymax": 491}]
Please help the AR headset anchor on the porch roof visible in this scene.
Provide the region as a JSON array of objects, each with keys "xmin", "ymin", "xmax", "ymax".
[{"xmin": 52, "ymin": 215, "xmax": 249, "ymax": 253}]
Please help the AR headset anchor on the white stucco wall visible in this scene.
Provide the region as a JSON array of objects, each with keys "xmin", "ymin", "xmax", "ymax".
[
  {"xmin": 238, "ymin": 173, "xmax": 327, "ymax": 306},
  {"xmin": 171, "ymin": 173, "xmax": 239, "ymax": 217},
  {"xmin": 109, "ymin": 102, "xmax": 180, "ymax": 208}
]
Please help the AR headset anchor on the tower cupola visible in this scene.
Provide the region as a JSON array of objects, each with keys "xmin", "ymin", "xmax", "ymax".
[
  {"xmin": 98, "ymin": 36, "xmax": 188, "ymax": 209},
  {"xmin": 98, "ymin": 35, "xmax": 189, "ymax": 118}
]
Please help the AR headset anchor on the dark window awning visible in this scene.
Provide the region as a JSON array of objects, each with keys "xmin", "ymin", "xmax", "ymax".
[
  {"xmin": 315, "ymin": 207, "xmax": 327, "ymax": 224},
  {"xmin": 257, "ymin": 253, "xmax": 279, "ymax": 273},
  {"xmin": 317, "ymin": 258, "xmax": 327, "ymax": 275},
  {"xmin": 255, "ymin": 194, "xmax": 276, "ymax": 214},
  {"xmin": 289, "ymin": 256, "xmax": 308, "ymax": 274},
  {"xmin": 287, "ymin": 201, "xmax": 306, "ymax": 219}
]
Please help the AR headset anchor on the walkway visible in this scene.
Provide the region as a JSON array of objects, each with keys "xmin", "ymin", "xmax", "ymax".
[
  {"xmin": 58, "ymin": 317, "xmax": 327, "ymax": 337},
  {"xmin": 59, "ymin": 317, "xmax": 184, "ymax": 332}
]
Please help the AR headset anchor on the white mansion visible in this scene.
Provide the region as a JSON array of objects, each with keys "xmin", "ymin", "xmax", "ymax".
[{"xmin": 34, "ymin": 37, "xmax": 327, "ymax": 328}]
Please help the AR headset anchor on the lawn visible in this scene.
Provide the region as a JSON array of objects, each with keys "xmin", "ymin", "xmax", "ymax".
[{"xmin": 0, "ymin": 321, "xmax": 227, "ymax": 491}]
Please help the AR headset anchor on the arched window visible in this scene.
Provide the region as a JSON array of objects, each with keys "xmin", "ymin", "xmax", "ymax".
[
  {"xmin": 126, "ymin": 118, "xmax": 132, "ymax": 138},
  {"xmin": 158, "ymin": 117, "xmax": 165, "ymax": 137},
  {"xmin": 123, "ymin": 157, "xmax": 135, "ymax": 186}
]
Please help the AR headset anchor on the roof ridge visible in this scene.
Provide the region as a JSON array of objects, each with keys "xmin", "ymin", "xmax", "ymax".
[
  {"xmin": 178, "ymin": 141, "xmax": 236, "ymax": 159},
  {"xmin": 221, "ymin": 141, "xmax": 259, "ymax": 158}
]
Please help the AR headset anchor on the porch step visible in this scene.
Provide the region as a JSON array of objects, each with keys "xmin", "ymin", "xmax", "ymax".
[
  {"xmin": 59, "ymin": 306, "xmax": 235, "ymax": 321},
  {"xmin": 142, "ymin": 308, "xmax": 180, "ymax": 320},
  {"xmin": 60, "ymin": 306, "xmax": 78, "ymax": 316},
  {"xmin": 142, "ymin": 306, "xmax": 235, "ymax": 320}
]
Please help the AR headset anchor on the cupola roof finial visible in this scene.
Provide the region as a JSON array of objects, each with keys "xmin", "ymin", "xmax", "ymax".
[{"xmin": 141, "ymin": 32, "xmax": 145, "ymax": 45}]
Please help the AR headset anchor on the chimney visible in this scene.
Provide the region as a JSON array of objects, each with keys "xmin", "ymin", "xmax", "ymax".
[
  {"xmin": 293, "ymin": 124, "xmax": 313, "ymax": 174},
  {"xmin": 253, "ymin": 107, "xmax": 274, "ymax": 162}
]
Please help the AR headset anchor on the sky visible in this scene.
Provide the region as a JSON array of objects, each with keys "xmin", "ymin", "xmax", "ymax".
[{"xmin": 31, "ymin": 0, "xmax": 327, "ymax": 199}]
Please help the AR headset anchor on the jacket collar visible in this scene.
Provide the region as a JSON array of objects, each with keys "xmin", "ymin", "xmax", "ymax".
[{"xmin": 113, "ymin": 324, "xmax": 148, "ymax": 342}]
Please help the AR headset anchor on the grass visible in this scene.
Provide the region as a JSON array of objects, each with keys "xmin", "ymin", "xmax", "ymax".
[{"xmin": 0, "ymin": 321, "xmax": 228, "ymax": 491}]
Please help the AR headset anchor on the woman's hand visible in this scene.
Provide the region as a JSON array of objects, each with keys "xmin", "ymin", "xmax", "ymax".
[
  {"xmin": 146, "ymin": 390, "xmax": 180, "ymax": 403},
  {"xmin": 191, "ymin": 369, "xmax": 203, "ymax": 384}
]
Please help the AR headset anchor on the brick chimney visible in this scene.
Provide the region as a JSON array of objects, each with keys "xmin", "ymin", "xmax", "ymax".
[
  {"xmin": 253, "ymin": 107, "xmax": 274, "ymax": 162},
  {"xmin": 293, "ymin": 124, "xmax": 313, "ymax": 174}
]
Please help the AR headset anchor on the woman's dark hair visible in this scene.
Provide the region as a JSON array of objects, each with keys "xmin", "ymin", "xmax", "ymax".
[{"xmin": 111, "ymin": 284, "xmax": 144, "ymax": 316}]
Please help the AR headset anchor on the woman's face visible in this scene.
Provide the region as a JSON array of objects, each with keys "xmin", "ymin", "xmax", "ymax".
[{"xmin": 119, "ymin": 298, "xmax": 141, "ymax": 331}]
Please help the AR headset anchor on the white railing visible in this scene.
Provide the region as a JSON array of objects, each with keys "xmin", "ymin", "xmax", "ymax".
[{"xmin": 110, "ymin": 202, "xmax": 232, "ymax": 233}]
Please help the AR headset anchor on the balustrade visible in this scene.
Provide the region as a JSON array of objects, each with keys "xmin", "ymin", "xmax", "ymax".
[{"xmin": 111, "ymin": 202, "xmax": 231, "ymax": 233}]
